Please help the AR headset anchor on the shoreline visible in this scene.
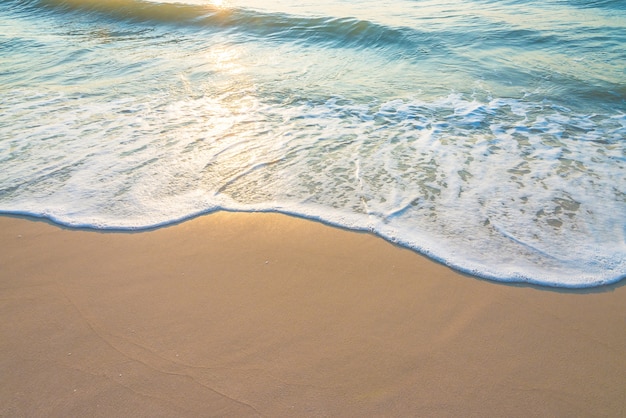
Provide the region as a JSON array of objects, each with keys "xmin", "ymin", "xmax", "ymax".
[
  {"xmin": 1, "ymin": 212, "xmax": 625, "ymax": 416},
  {"xmin": 3, "ymin": 211, "xmax": 623, "ymax": 290}
]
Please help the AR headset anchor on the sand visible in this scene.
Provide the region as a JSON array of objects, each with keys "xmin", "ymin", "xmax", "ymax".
[{"xmin": 1, "ymin": 212, "xmax": 625, "ymax": 417}]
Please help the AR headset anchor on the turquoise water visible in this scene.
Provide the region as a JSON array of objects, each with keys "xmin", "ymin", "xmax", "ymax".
[{"xmin": 1, "ymin": 0, "xmax": 625, "ymax": 287}]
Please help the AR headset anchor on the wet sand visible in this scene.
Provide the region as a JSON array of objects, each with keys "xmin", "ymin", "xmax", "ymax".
[{"xmin": 1, "ymin": 212, "xmax": 625, "ymax": 417}]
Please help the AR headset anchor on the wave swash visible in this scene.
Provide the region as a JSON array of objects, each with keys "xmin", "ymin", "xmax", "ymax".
[{"xmin": 1, "ymin": 0, "xmax": 625, "ymax": 287}]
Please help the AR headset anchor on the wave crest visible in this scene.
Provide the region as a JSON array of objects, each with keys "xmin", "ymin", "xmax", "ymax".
[{"xmin": 25, "ymin": 0, "xmax": 415, "ymax": 50}]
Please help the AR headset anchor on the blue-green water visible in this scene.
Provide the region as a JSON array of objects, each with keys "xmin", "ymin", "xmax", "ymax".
[{"xmin": 1, "ymin": 0, "xmax": 625, "ymax": 287}]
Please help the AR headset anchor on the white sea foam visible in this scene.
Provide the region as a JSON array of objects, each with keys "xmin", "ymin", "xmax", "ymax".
[{"xmin": 2, "ymin": 85, "xmax": 624, "ymax": 286}]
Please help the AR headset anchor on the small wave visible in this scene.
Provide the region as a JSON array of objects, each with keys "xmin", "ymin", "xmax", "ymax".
[
  {"xmin": 3, "ymin": 0, "xmax": 625, "ymax": 288},
  {"xmin": 565, "ymin": 0, "xmax": 626, "ymax": 11},
  {"xmin": 19, "ymin": 0, "xmax": 418, "ymax": 50}
]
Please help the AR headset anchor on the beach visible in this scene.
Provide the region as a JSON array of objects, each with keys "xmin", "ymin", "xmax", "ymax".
[
  {"xmin": 1, "ymin": 212, "xmax": 625, "ymax": 416},
  {"xmin": 2, "ymin": 0, "xmax": 625, "ymax": 415}
]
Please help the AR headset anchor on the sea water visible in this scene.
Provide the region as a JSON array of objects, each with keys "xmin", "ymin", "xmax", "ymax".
[{"xmin": 1, "ymin": 0, "xmax": 625, "ymax": 287}]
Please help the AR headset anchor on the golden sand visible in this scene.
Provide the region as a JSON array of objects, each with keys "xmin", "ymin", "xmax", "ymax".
[{"xmin": 1, "ymin": 213, "xmax": 625, "ymax": 416}]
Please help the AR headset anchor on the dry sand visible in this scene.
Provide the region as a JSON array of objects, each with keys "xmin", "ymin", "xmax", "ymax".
[{"xmin": 1, "ymin": 212, "xmax": 625, "ymax": 417}]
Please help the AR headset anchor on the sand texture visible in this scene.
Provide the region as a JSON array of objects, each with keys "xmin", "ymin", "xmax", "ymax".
[{"xmin": 1, "ymin": 213, "xmax": 625, "ymax": 417}]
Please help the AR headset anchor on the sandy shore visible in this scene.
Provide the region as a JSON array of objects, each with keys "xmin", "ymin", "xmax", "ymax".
[{"xmin": 1, "ymin": 212, "xmax": 625, "ymax": 417}]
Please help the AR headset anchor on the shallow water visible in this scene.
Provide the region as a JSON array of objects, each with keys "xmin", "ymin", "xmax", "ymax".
[{"xmin": 1, "ymin": 0, "xmax": 625, "ymax": 287}]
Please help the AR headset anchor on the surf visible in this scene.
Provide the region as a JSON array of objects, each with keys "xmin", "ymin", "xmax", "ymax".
[{"xmin": 1, "ymin": 0, "xmax": 624, "ymax": 288}]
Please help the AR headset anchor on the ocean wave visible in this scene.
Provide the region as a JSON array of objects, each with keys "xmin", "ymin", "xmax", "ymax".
[
  {"xmin": 14, "ymin": 0, "xmax": 419, "ymax": 50},
  {"xmin": 2, "ymin": 0, "xmax": 624, "ymax": 288},
  {"xmin": 11, "ymin": 0, "xmax": 626, "ymax": 99},
  {"xmin": 564, "ymin": 0, "xmax": 626, "ymax": 10},
  {"xmin": 1, "ymin": 83, "xmax": 624, "ymax": 287}
]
